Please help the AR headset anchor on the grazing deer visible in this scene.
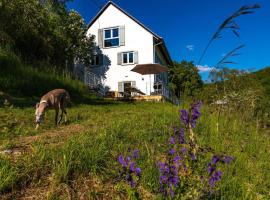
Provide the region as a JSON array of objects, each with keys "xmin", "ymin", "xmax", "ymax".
[{"xmin": 35, "ymin": 89, "xmax": 70, "ymax": 129}]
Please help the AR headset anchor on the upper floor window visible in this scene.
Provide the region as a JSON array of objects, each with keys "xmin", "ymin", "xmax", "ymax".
[
  {"xmin": 122, "ymin": 52, "xmax": 134, "ymax": 64},
  {"xmin": 104, "ymin": 28, "xmax": 119, "ymax": 47},
  {"xmin": 117, "ymin": 51, "xmax": 138, "ymax": 65},
  {"xmin": 98, "ymin": 26, "xmax": 125, "ymax": 48}
]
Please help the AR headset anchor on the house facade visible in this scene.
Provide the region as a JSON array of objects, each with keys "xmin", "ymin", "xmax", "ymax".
[{"xmin": 84, "ymin": 1, "xmax": 172, "ymax": 97}]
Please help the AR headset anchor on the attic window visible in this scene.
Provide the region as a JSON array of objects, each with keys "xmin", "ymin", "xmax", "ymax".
[{"xmin": 104, "ymin": 28, "xmax": 119, "ymax": 47}]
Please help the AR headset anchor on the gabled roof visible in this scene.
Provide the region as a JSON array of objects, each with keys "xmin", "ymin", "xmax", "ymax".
[{"xmin": 87, "ymin": 1, "xmax": 172, "ymax": 65}]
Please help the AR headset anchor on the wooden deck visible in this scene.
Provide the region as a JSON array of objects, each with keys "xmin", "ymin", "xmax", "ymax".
[
  {"xmin": 105, "ymin": 94, "xmax": 165, "ymax": 102},
  {"xmin": 132, "ymin": 95, "xmax": 164, "ymax": 102},
  {"xmin": 104, "ymin": 91, "xmax": 165, "ymax": 102}
]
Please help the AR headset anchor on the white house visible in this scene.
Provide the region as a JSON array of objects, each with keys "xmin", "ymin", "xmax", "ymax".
[{"xmin": 83, "ymin": 1, "xmax": 173, "ymax": 98}]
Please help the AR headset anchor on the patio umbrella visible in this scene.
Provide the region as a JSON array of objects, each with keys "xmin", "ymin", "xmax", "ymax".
[
  {"xmin": 131, "ymin": 63, "xmax": 168, "ymax": 75},
  {"xmin": 131, "ymin": 63, "xmax": 168, "ymax": 94}
]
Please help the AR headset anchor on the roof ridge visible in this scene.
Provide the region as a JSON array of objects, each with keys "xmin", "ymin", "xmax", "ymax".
[{"xmin": 87, "ymin": 1, "xmax": 161, "ymax": 39}]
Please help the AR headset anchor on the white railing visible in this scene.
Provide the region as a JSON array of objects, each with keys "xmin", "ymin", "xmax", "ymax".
[
  {"xmin": 84, "ymin": 71, "xmax": 105, "ymax": 96},
  {"xmin": 153, "ymin": 82, "xmax": 179, "ymax": 105}
]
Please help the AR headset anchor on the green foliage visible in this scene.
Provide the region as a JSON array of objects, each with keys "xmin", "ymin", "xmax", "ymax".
[
  {"xmin": 200, "ymin": 67, "xmax": 269, "ymax": 128},
  {"xmin": 0, "ymin": 0, "xmax": 94, "ymax": 70},
  {"xmin": 0, "ymin": 48, "xmax": 96, "ymax": 105},
  {"xmin": 169, "ymin": 60, "xmax": 203, "ymax": 98}
]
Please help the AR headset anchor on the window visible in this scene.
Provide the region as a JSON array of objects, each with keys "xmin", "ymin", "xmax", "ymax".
[
  {"xmin": 122, "ymin": 52, "xmax": 134, "ymax": 64},
  {"xmin": 104, "ymin": 27, "xmax": 119, "ymax": 47},
  {"xmin": 91, "ymin": 55, "xmax": 99, "ymax": 66}
]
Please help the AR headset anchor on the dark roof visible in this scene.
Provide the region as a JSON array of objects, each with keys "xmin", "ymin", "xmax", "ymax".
[{"xmin": 87, "ymin": 1, "xmax": 172, "ymax": 65}]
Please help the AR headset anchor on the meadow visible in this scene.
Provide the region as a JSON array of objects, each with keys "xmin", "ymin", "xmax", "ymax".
[{"xmin": 0, "ymin": 99, "xmax": 269, "ymax": 199}]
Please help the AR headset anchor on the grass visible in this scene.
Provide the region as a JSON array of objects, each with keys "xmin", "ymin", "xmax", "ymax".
[
  {"xmin": 0, "ymin": 48, "xmax": 269, "ymax": 199},
  {"xmin": 0, "ymin": 48, "xmax": 98, "ymax": 106},
  {"xmin": 0, "ymin": 100, "xmax": 269, "ymax": 199}
]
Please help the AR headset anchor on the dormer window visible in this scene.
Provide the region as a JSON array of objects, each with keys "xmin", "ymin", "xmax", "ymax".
[{"xmin": 104, "ymin": 27, "xmax": 119, "ymax": 47}]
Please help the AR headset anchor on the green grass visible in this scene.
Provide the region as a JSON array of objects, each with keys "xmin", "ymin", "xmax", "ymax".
[
  {"xmin": 0, "ymin": 48, "xmax": 98, "ymax": 106},
  {"xmin": 0, "ymin": 48, "xmax": 269, "ymax": 199},
  {"xmin": 0, "ymin": 101, "xmax": 269, "ymax": 199}
]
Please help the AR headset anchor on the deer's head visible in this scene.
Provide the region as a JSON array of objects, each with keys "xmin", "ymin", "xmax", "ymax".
[{"xmin": 35, "ymin": 102, "xmax": 47, "ymax": 126}]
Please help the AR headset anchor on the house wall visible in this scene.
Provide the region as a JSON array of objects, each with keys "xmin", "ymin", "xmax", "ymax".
[
  {"xmin": 87, "ymin": 4, "xmax": 155, "ymax": 95},
  {"xmin": 155, "ymin": 47, "xmax": 169, "ymax": 84}
]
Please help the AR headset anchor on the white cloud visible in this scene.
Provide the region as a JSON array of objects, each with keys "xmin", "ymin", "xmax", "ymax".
[
  {"xmin": 186, "ymin": 44, "xmax": 194, "ymax": 51},
  {"xmin": 196, "ymin": 65, "xmax": 215, "ymax": 73}
]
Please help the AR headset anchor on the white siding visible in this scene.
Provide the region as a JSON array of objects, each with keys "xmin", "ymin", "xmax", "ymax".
[{"xmin": 87, "ymin": 4, "xmax": 155, "ymax": 95}]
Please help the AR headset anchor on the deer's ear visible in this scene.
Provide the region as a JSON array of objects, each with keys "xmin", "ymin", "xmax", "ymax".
[{"xmin": 36, "ymin": 102, "xmax": 40, "ymax": 109}]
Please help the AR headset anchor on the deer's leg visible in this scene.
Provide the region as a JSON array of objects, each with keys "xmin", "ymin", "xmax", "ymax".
[
  {"xmin": 58, "ymin": 110, "xmax": 64, "ymax": 124},
  {"xmin": 63, "ymin": 109, "xmax": 67, "ymax": 123},
  {"xmin": 55, "ymin": 109, "xmax": 59, "ymax": 126}
]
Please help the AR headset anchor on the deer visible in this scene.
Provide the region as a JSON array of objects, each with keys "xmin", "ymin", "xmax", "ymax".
[{"xmin": 35, "ymin": 89, "xmax": 70, "ymax": 129}]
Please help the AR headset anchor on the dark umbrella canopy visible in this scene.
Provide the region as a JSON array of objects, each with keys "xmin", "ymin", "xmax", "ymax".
[{"xmin": 131, "ymin": 63, "xmax": 168, "ymax": 75}]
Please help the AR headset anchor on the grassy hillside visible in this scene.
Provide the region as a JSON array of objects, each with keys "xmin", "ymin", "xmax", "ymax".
[
  {"xmin": 0, "ymin": 49, "xmax": 97, "ymax": 106},
  {"xmin": 0, "ymin": 101, "xmax": 269, "ymax": 199},
  {"xmin": 0, "ymin": 49, "xmax": 269, "ymax": 199}
]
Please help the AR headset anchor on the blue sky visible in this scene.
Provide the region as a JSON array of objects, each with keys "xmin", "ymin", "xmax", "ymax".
[{"xmin": 67, "ymin": 0, "xmax": 270, "ymax": 80}]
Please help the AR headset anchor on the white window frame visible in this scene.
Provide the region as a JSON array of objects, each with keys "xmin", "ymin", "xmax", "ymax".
[
  {"xmin": 122, "ymin": 51, "xmax": 134, "ymax": 65},
  {"xmin": 103, "ymin": 27, "xmax": 120, "ymax": 48}
]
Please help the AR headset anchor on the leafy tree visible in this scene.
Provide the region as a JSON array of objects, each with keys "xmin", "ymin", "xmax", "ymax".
[
  {"xmin": 0, "ymin": 0, "xmax": 94, "ymax": 71},
  {"xmin": 168, "ymin": 60, "xmax": 203, "ymax": 98}
]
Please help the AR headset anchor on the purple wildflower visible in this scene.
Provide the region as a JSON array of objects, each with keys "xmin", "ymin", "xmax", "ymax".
[
  {"xmin": 207, "ymin": 154, "xmax": 233, "ymax": 190},
  {"xmin": 209, "ymin": 170, "xmax": 223, "ymax": 187},
  {"xmin": 158, "ymin": 158, "xmax": 180, "ymax": 197},
  {"xmin": 181, "ymin": 147, "xmax": 187, "ymax": 154},
  {"xmin": 173, "ymin": 155, "xmax": 181, "ymax": 163},
  {"xmin": 212, "ymin": 155, "xmax": 219, "ymax": 164},
  {"xmin": 118, "ymin": 149, "xmax": 141, "ymax": 188},
  {"xmin": 169, "ymin": 148, "xmax": 175, "ymax": 155},
  {"xmin": 190, "ymin": 102, "xmax": 202, "ymax": 128},
  {"xmin": 207, "ymin": 163, "xmax": 216, "ymax": 175},
  {"xmin": 180, "ymin": 109, "xmax": 189, "ymax": 126},
  {"xmin": 135, "ymin": 167, "xmax": 141, "ymax": 177},
  {"xmin": 132, "ymin": 149, "xmax": 139, "ymax": 159},
  {"xmin": 126, "ymin": 156, "xmax": 131, "ymax": 163},
  {"xmin": 118, "ymin": 155, "xmax": 127, "ymax": 167},
  {"xmin": 130, "ymin": 162, "xmax": 136, "ymax": 172},
  {"xmin": 169, "ymin": 137, "xmax": 175, "ymax": 144},
  {"xmin": 190, "ymin": 152, "xmax": 196, "ymax": 160},
  {"xmin": 179, "ymin": 128, "xmax": 185, "ymax": 144},
  {"xmin": 222, "ymin": 156, "xmax": 233, "ymax": 164}
]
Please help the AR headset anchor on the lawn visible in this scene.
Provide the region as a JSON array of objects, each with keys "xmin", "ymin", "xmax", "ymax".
[{"xmin": 0, "ymin": 100, "xmax": 269, "ymax": 199}]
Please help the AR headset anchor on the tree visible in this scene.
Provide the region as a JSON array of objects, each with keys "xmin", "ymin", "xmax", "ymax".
[
  {"xmin": 0, "ymin": 0, "xmax": 94, "ymax": 71},
  {"xmin": 168, "ymin": 60, "xmax": 203, "ymax": 98}
]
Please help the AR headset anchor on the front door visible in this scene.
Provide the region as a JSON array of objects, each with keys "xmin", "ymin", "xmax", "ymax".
[{"xmin": 124, "ymin": 82, "xmax": 132, "ymax": 96}]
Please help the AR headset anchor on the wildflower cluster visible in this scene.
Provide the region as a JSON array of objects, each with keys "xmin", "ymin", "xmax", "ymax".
[
  {"xmin": 207, "ymin": 155, "xmax": 233, "ymax": 190},
  {"xmin": 180, "ymin": 102, "xmax": 202, "ymax": 128},
  {"xmin": 118, "ymin": 148, "xmax": 141, "ymax": 188},
  {"xmin": 180, "ymin": 102, "xmax": 202, "ymax": 160},
  {"xmin": 158, "ymin": 106, "xmax": 195, "ymax": 198}
]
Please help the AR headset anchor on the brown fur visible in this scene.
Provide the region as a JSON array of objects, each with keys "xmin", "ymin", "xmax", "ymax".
[{"xmin": 35, "ymin": 89, "xmax": 70, "ymax": 128}]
